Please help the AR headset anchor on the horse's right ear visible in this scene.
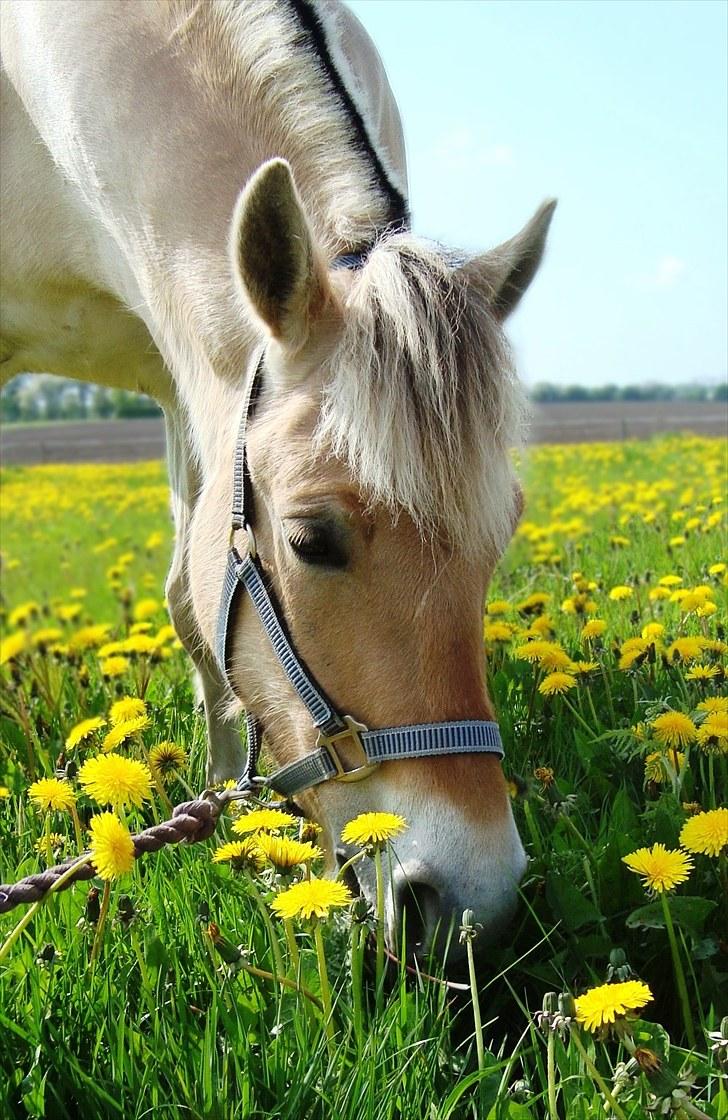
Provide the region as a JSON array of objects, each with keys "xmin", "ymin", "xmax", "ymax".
[{"xmin": 230, "ymin": 159, "xmax": 330, "ymax": 352}]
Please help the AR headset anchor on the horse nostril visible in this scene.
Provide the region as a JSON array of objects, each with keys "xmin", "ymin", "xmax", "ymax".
[{"xmin": 393, "ymin": 877, "xmax": 442, "ymax": 959}]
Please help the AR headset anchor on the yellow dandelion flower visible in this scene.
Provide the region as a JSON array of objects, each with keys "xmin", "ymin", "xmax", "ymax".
[
  {"xmin": 149, "ymin": 741, "xmax": 187, "ymax": 778},
  {"xmin": 515, "ymin": 641, "xmax": 573, "ymax": 671},
  {"xmin": 0, "ymin": 786, "xmax": 10, "ymax": 799},
  {"xmin": 88, "ymin": 812, "xmax": 135, "ymax": 880},
  {"xmin": 622, "ymin": 843, "xmax": 693, "ymax": 893},
  {"xmin": 78, "ymin": 753, "xmax": 152, "ymax": 810},
  {"xmin": 9, "ymin": 600, "xmax": 40, "ymax": 628},
  {"xmin": 679, "ymin": 807, "xmax": 728, "ymax": 857},
  {"xmin": 686, "ymin": 665, "xmax": 719, "ymax": 682},
  {"xmin": 520, "ymin": 615, "xmax": 556, "ymax": 639},
  {"xmin": 155, "ymin": 624, "xmax": 177, "ymax": 645},
  {"xmin": 130, "ymin": 622, "xmax": 152, "ymax": 635},
  {"xmin": 256, "ymin": 834, "xmax": 323, "ymax": 869},
  {"xmin": 538, "ymin": 671, "xmax": 577, "ymax": 696},
  {"xmin": 109, "ymin": 697, "xmax": 148, "ymax": 726},
  {"xmin": 708, "ymin": 562, "xmax": 726, "ymax": 576},
  {"xmin": 0, "ymin": 631, "xmax": 27, "ymax": 665},
  {"xmin": 575, "ymin": 980, "xmax": 653, "ymax": 1033},
  {"xmin": 581, "ymin": 619, "xmax": 607, "ymax": 641},
  {"xmin": 641, "ymin": 622, "xmax": 665, "ymax": 641},
  {"xmin": 118, "ymin": 634, "xmax": 159, "ymax": 656},
  {"xmin": 516, "ymin": 592, "xmax": 551, "ymax": 615},
  {"xmin": 666, "ymin": 637, "xmax": 706, "ymax": 664},
  {"xmin": 32, "ymin": 628, "xmax": 63, "ymax": 648},
  {"xmin": 609, "ymin": 585, "xmax": 633, "ymax": 601},
  {"xmin": 55, "ymin": 603, "xmax": 82, "ymax": 623},
  {"xmin": 697, "ymin": 601, "xmax": 718, "ymax": 618},
  {"xmin": 102, "ymin": 714, "xmax": 151, "ymax": 752},
  {"xmin": 697, "ymin": 696, "xmax": 727, "ymax": 714},
  {"xmin": 486, "ymin": 599, "xmax": 511, "ymax": 616},
  {"xmin": 212, "ymin": 838, "xmax": 265, "ymax": 871},
  {"xmin": 572, "ymin": 660, "xmax": 599, "ymax": 675},
  {"xmin": 651, "ymin": 711, "xmax": 697, "ymax": 748},
  {"xmin": 669, "ymin": 536, "xmax": 686, "ymax": 548},
  {"xmin": 98, "ymin": 641, "xmax": 124, "ymax": 659},
  {"xmin": 649, "ymin": 587, "xmax": 671, "ymax": 602},
  {"xmin": 618, "ymin": 638, "xmax": 651, "ymax": 671},
  {"xmin": 68, "ymin": 624, "xmax": 112, "ymax": 652},
  {"xmin": 100, "ymin": 656, "xmax": 129, "ymax": 678},
  {"xmin": 69, "ymin": 587, "xmax": 87, "ymax": 599},
  {"xmin": 271, "ymin": 878, "xmax": 353, "ymax": 922},
  {"xmin": 232, "ymin": 808, "xmax": 297, "ymax": 835},
  {"xmin": 341, "ymin": 811, "xmax": 408, "ymax": 848},
  {"xmin": 484, "ymin": 621, "xmax": 514, "ymax": 643},
  {"xmin": 28, "ymin": 777, "xmax": 76, "ymax": 813},
  {"xmin": 133, "ymin": 598, "xmax": 161, "ymax": 622},
  {"xmin": 697, "ymin": 711, "xmax": 727, "ymax": 753},
  {"xmin": 644, "ymin": 750, "xmax": 685, "ymax": 784},
  {"xmin": 65, "ymin": 716, "xmax": 107, "ymax": 750}
]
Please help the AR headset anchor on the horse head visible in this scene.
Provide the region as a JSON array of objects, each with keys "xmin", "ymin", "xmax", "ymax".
[{"xmin": 189, "ymin": 159, "xmax": 555, "ymax": 963}]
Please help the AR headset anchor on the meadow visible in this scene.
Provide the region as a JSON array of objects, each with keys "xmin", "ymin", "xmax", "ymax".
[{"xmin": 0, "ymin": 434, "xmax": 726, "ymax": 1119}]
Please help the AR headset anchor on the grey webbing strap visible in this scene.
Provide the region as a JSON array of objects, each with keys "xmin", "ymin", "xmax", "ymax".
[
  {"xmin": 267, "ymin": 720, "xmax": 504, "ymax": 798},
  {"xmin": 231, "ymin": 351, "xmax": 264, "ymax": 530},
  {"xmin": 221, "ymin": 551, "xmax": 345, "ymax": 737}
]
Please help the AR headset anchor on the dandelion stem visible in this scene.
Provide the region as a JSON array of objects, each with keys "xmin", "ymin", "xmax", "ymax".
[
  {"xmin": 313, "ymin": 920, "xmax": 335, "ymax": 1046},
  {"xmin": 374, "ymin": 845, "xmax": 386, "ymax": 1009},
  {"xmin": 283, "ymin": 917, "xmax": 301, "ymax": 976},
  {"xmin": 561, "ymin": 696, "xmax": 597, "ymax": 739},
  {"xmin": 90, "ymin": 879, "xmax": 112, "ymax": 967},
  {"xmin": 247, "ymin": 879, "xmax": 285, "ymax": 980},
  {"xmin": 465, "ymin": 933, "xmax": 484, "ymax": 1072},
  {"xmin": 350, "ymin": 919, "xmax": 366, "ymax": 1053},
  {"xmin": 335, "ymin": 848, "xmax": 366, "ymax": 883},
  {"xmin": 69, "ymin": 803, "xmax": 84, "ymax": 853},
  {"xmin": 546, "ymin": 1030, "xmax": 558, "ymax": 1120},
  {"xmin": 660, "ymin": 891, "xmax": 696, "ymax": 1049},
  {"xmin": 569, "ymin": 1027, "xmax": 628, "ymax": 1120}
]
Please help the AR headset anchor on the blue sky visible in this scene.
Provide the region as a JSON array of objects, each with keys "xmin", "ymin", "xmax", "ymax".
[{"xmin": 347, "ymin": 0, "xmax": 727, "ymax": 388}]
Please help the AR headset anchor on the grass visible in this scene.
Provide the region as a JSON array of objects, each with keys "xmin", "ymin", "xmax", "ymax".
[{"xmin": 1, "ymin": 434, "xmax": 727, "ymax": 1119}]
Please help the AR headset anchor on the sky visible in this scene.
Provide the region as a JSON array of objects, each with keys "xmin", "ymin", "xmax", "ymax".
[{"xmin": 347, "ymin": 0, "xmax": 727, "ymax": 388}]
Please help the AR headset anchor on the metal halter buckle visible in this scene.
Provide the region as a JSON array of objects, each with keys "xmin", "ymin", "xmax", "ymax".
[
  {"xmin": 317, "ymin": 716, "xmax": 378, "ymax": 782},
  {"xmin": 229, "ymin": 522, "xmax": 257, "ymax": 560}
]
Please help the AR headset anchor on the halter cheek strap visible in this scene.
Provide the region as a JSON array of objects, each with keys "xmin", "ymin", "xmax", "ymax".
[{"xmin": 215, "ymin": 261, "xmax": 504, "ymax": 802}]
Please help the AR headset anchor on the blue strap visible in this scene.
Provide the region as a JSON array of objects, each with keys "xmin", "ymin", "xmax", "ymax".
[
  {"xmin": 266, "ymin": 720, "xmax": 504, "ymax": 798},
  {"xmin": 217, "ymin": 550, "xmax": 345, "ymax": 737}
]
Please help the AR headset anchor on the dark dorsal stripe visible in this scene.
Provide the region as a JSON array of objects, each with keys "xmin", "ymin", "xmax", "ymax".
[{"xmin": 285, "ymin": 0, "xmax": 410, "ymax": 232}]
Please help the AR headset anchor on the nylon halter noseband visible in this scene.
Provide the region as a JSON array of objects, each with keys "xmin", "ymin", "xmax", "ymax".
[{"xmin": 215, "ymin": 255, "xmax": 504, "ymax": 804}]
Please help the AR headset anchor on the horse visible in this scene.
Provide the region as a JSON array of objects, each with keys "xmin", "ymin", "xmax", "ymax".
[{"xmin": 0, "ymin": 0, "xmax": 555, "ymax": 962}]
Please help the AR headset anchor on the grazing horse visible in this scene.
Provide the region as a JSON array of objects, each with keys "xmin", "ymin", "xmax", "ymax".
[{"xmin": 0, "ymin": 0, "xmax": 554, "ymax": 960}]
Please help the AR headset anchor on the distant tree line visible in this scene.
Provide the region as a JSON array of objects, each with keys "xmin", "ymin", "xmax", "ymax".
[
  {"xmin": 0, "ymin": 375, "xmax": 161, "ymax": 423},
  {"xmin": 531, "ymin": 380, "xmax": 727, "ymax": 403},
  {"xmin": 0, "ymin": 373, "xmax": 725, "ymax": 424}
]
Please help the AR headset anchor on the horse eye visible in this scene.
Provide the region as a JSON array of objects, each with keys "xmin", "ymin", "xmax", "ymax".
[{"xmin": 288, "ymin": 525, "xmax": 348, "ymax": 569}]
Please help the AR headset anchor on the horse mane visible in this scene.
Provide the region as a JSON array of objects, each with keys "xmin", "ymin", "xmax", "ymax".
[
  {"xmin": 164, "ymin": 0, "xmax": 407, "ymax": 251},
  {"xmin": 316, "ymin": 234, "xmax": 528, "ymax": 557}
]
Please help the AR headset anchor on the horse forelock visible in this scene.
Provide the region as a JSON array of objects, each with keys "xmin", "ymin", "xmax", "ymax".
[{"xmin": 315, "ymin": 234, "xmax": 529, "ymax": 558}]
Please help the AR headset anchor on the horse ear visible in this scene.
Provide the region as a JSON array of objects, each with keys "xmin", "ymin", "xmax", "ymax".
[
  {"xmin": 467, "ymin": 200, "xmax": 557, "ymax": 321},
  {"xmin": 230, "ymin": 158, "xmax": 329, "ymax": 351}
]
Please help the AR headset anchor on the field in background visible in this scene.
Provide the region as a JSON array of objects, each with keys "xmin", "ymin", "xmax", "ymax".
[
  {"xmin": 1, "ymin": 400, "xmax": 725, "ymax": 465},
  {"xmin": 1, "ymin": 435, "xmax": 726, "ymax": 1119}
]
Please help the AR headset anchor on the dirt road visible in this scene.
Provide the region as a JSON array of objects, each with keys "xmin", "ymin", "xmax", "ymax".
[{"xmin": 1, "ymin": 400, "xmax": 725, "ymax": 466}]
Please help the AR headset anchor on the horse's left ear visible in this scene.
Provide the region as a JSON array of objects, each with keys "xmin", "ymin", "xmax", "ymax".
[
  {"xmin": 230, "ymin": 158, "xmax": 330, "ymax": 352},
  {"xmin": 466, "ymin": 199, "xmax": 557, "ymax": 321}
]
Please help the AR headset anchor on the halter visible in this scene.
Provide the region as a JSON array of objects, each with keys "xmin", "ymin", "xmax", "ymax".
[{"xmin": 214, "ymin": 255, "xmax": 504, "ymax": 804}]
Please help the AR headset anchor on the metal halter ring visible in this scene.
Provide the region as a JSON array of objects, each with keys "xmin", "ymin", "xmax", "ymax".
[{"xmin": 316, "ymin": 716, "xmax": 379, "ymax": 782}]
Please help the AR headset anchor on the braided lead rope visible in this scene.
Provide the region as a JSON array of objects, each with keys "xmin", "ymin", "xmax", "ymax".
[{"xmin": 0, "ymin": 795, "xmax": 225, "ymax": 915}]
